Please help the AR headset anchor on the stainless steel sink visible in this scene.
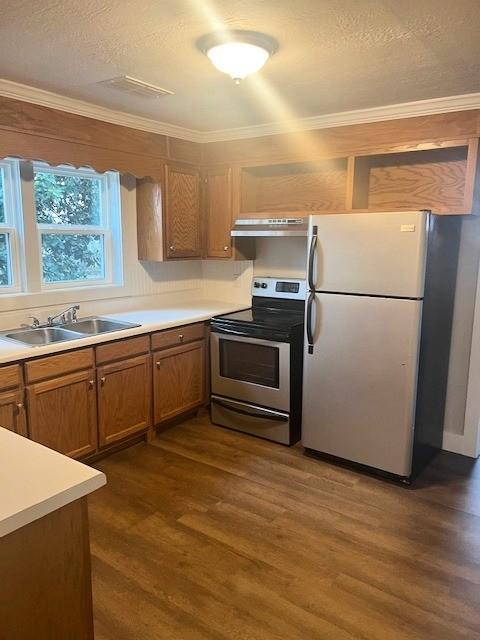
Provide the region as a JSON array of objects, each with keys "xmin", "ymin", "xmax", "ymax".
[
  {"xmin": 2, "ymin": 327, "xmax": 85, "ymax": 346},
  {"xmin": 62, "ymin": 317, "xmax": 140, "ymax": 335},
  {"xmin": 0, "ymin": 316, "xmax": 141, "ymax": 347}
]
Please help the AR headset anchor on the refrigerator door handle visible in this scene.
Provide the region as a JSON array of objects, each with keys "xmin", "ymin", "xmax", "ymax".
[
  {"xmin": 307, "ymin": 227, "xmax": 318, "ymax": 291},
  {"xmin": 306, "ymin": 291, "xmax": 315, "ymax": 354}
]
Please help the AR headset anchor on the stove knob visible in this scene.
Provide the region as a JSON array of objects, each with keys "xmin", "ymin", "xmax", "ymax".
[
  {"xmin": 253, "ymin": 282, "xmax": 261, "ymax": 288},
  {"xmin": 261, "ymin": 283, "xmax": 268, "ymax": 289}
]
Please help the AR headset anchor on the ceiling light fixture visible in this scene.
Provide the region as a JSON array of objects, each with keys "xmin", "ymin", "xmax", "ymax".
[{"xmin": 198, "ymin": 30, "xmax": 278, "ymax": 84}]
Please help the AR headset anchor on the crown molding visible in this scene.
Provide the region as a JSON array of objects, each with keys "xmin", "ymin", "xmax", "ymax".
[
  {"xmin": 0, "ymin": 78, "xmax": 204, "ymax": 142},
  {"xmin": 204, "ymin": 92, "xmax": 480, "ymax": 142},
  {"xmin": 0, "ymin": 78, "xmax": 479, "ymax": 144}
]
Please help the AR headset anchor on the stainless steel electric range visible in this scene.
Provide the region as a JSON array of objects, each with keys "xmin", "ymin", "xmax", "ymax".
[{"xmin": 209, "ymin": 276, "xmax": 306, "ymax": 445}]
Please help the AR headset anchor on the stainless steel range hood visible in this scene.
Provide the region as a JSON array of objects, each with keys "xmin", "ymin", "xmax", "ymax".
[{"xmin": 231, "ymin": 217, "xmax": 308, "ymax": 237}]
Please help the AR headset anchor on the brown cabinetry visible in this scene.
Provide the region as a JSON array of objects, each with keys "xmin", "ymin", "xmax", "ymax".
[
  {"xmin": 153, "ymin": 340, "xmax": 205, "ymax": 424},
  {"xmin": 27, "ymin": 369, "xmax": 97, "ymax": 459},
  {"xmin": 205, "ymin": 166, "xmax": 233, "ymax": 258},
  {"xmin": 0, "ymin": 389, "xmax": 27, "ymax": 436},
  {"xmin": 164, "ymin": 163, "xmax": 202, "ymax": 259},
  {"xmin": 97, "ymin": 354, "xmax": 152, "ymax": 447},
  {"xmin": 0, "ymin": 364, "xmax": 27, "ymax": 436}
]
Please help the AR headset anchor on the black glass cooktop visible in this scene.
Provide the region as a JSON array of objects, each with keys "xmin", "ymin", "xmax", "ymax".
[{"xmin": 216, "ymin": 306, "xmax": 304, "ymax": 330}]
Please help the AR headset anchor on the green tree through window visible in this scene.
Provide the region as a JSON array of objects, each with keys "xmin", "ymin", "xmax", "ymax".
[{"xmin": 34, "ymin": 169, "xmax": 107, "ymax": 283}]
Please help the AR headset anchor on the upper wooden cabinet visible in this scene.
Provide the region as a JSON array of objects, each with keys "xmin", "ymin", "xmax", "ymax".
[
  {"xmin": 164, "ymin": 163, "xmax": 202, "ymax": 259},
  {"xmin": 137, "ymin": 164, "xmax": 202, "ymax": 261},
  {"xmin": 236, "ymin": 139, "xmax": 479, "ymax": 217},
  {"xmin": 205, "ymin": 166, "xmax": 233, "ymax": 258}
]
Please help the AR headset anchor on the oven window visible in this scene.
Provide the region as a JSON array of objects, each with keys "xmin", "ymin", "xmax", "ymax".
[{"xmin": 219, "ymin": 339, "xmax": 279, "ymax": 388}]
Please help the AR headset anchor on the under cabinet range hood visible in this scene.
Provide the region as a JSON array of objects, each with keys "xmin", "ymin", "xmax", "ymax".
[{"xmin": 231, "ymin": 217, "xmax": 308, "ymax": 237}]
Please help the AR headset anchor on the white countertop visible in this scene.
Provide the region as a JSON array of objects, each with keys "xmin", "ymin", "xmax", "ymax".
[
  {"xmin": 0, "ymin": 429, "xmax": 106, "ymax": 537},
  {"xmin": 0, "ymin": 299, "xmax": 247, "ymax": 366}
]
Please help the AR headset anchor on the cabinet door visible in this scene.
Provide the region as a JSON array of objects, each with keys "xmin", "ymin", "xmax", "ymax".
[
  {"xmin": 97, "ymin": 354, "xmax": 152, "ymax": 448},
  {"xmin": 205, "ymin": 166, "xmax": 232, "ymax": 258},
  {"xmin": 153, "ymin": 341, "xmax": 205, "ymax": 424},
  {"xmin": 164, "ymin": 163, "xmax": 202, "ymax": 259},
  {"xmin": 0, "ymin": 389, "xmax": 27, "ymax": 436},
  {"xmin": 27, "ymin": 370, "xmax": 97, "ymax": 458}
]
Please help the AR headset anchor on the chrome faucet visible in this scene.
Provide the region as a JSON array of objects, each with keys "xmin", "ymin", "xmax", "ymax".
[
  {"xmin": 47, "ymin": 304, "xmax": 80, "ymax": 326},
  {"xmin": 22, "ymin": 316, "xmax": 41, "ymax": 329}
]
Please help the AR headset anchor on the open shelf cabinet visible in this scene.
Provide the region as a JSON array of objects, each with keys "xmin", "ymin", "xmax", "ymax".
[{"xmin": 236, "ymin": 139, "xmax": 478, "ymax": 218}]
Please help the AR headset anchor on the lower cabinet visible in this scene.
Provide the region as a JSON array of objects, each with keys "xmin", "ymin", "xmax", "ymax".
[
  {"xmin": 153, "ymin": 340, "xmax": 205, "ymax": 424},
  {"xmin": 0, "ymin": 389, "xmax": 27, "ymax": 436},
  {"xmin": 27, "ymin": 369, "xmax": 97, "ymax": 459},
  {"xmin": 97, "ymin": 354, "xmax": 152, "ymax": 447}
]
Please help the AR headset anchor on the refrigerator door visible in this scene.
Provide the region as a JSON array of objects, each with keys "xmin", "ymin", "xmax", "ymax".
[
  {"xmin": 302, "ymin": 293, "xmax": 422, "ymax": 477},
  {"xmin": 308, "ymin": 211, "xmax": 428, "ymax": 298}
]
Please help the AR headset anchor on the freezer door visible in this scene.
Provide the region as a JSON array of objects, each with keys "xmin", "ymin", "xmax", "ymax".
[
  {"xmin": 302, "ymin": 293, "xmax": 422, "ymax": 477},
  {"xmin": 309, "ymin": 211, "xmax": 428, "ymax": 298}
]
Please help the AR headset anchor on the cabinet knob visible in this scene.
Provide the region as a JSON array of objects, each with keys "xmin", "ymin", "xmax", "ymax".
[
  {"xmin": 156, "ymin": 361, "xmax": 161, "ymax": 369},
  {"xmin": 223, "ymin": 246, "xmax": 229, "ymax": 251},
  {"xmin": 88, "ymin": 380, "xmax": 94, "ymax": 389},
  {"xmin": 179, "ymin": 334, "xmax": 184, "ymax": 342},
  {"xmin": 100, "ymin": 376, "xmax": 106, "ymax": 386},
  {"xmin": 16, "ymin": 402, "xmax": 23, "ymax": 410},
  {"xmin": 169, "ymin": 245, "xmax": 175, "ymax": 251}
]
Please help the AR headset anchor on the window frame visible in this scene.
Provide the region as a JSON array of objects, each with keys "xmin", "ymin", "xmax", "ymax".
[
  {"xmin": 32, "ymin": 163, "xmax": 117, "ymax": 290},
  {"xmin": 0, "ymin": 159, "xmax": 23, "ymax": 293}
]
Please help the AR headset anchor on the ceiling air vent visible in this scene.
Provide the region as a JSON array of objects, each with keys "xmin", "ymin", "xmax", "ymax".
[{"xmin": 101, "ymin": 75, "xmax": 174, "ymax": 98}]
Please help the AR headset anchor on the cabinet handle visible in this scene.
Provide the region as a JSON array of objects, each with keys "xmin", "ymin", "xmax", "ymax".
[
  {"xmin": 156, "ymin": 361, "xmax": 161, "ymax": 369},
  {"xmin": 88, "ymin": 380, "xmax": 94, "ymax": 389},
  {"xmin": 223, "ymin": 245, "xmax": 229, "ymax": 251},
  {"xmin": 100, "ymin": 376, "xmax": 106, "ymax": 386},
  {"xmin": 179, "ymin": 334, "xmax": 184, "ymax": 342}
]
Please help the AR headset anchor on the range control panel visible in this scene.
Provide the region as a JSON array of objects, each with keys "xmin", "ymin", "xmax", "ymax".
[{"xmin": 251, "ymin": 277, "xmax": 306, "ymax": 300}]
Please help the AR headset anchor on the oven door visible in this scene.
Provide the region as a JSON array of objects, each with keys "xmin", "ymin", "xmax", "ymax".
[{"xmin": 210, "ymin": 329, "xmax": 290, "ymax": 411}]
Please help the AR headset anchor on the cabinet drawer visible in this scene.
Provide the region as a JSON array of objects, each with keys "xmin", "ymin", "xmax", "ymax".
[
  {"xmin": 95, "ymin": 335, "xmax": 150, "ymax": 365},
  {"xmin": 25, "ymin": 349, "xmax": 94, "ymax": 384},
  {"xmin": 0, "ymin": 364, "xmax": 22, "ymax": 391},
  {"xmin": 151, "ymin": 323, "xmax": 205, "ymax": 351}
]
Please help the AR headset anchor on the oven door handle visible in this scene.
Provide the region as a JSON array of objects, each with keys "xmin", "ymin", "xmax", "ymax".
[{"xmin": 211, "ymin": 397, "xmax": 289, "ymax": 422}]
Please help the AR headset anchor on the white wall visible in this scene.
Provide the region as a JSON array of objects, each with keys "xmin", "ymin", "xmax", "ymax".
[
  {"xmin": 253, "ymin": 238, "xmax": 308, "ymax": 278},
  {"xmin": 443, "ymin": 214, "xmax": 480, "ymax": 455}
]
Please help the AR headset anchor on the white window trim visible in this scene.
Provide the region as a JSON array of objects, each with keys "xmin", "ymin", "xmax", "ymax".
[
  {"xmin": 0, "ymin": 159, "xmax": 23, "ymax": 293},
  {"xmin": 0, "ymin": 161, "xmax": 123, "ymax": 297},
  {"xmin": 32, "ymin": 162, "xmax": 119, "ymax": 290}
]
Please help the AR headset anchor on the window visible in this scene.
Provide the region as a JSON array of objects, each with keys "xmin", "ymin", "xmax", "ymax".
[
  {"xmin": 33, "ymin": 164, "xmax": 118, "ymax": 288},
  {"xmin": 0, "ymin": 160, "xmax": 21, "ymax": 292},
  {"xmin": 0, "ymin": 160, "xmax": 122, "ymax": 295}
]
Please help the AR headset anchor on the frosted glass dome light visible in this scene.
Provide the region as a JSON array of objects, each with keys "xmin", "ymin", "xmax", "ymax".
[{"xmin": 199, "ymin": 31, "xmax": 277, "ymax": 84}]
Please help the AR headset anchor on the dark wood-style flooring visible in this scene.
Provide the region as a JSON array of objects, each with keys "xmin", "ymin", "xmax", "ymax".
[{"xmin": 89, "ymin": 412, "xmax": 480, "ymax": 640}]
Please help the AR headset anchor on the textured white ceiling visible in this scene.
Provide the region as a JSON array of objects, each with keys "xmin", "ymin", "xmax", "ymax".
[{"xmin": 0, "ymin": 0, "xmax": 479, "ymax": 132}]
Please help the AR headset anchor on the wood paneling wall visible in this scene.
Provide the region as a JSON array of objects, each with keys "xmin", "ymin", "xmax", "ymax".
[
  {"xmin": 0, "ymin": 96, "xmax": 202, "ymax": 177},
  {"xmin": 204, "ymin": 111, "xmax": 480, "ymax": 166},
  {"xmin": 0, "ymin": 94, "xmax": 479, "ymax": 186}
]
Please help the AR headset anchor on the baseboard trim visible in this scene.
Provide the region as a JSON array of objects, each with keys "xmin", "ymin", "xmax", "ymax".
[{"xmin": 442, "ymin": 431, "xmax": 479, "ymax": 458}]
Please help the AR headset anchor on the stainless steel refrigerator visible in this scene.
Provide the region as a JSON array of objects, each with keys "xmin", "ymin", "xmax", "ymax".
[{"xmin": 302, "ymin": 210, "xmax": 460, "ymax": 482}]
